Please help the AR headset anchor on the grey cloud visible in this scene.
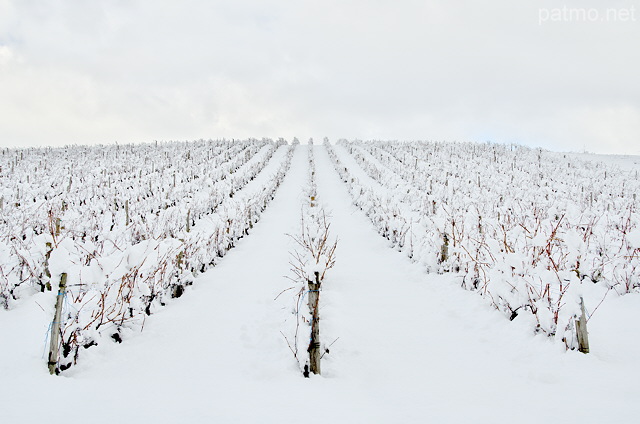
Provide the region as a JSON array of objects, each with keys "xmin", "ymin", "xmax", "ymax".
[{"xmin": 0, "ymin": 0, "xmax": 638, "ymax": 154}]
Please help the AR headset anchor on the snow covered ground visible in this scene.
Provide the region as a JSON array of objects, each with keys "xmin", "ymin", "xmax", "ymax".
[
  {"xmin": 1, "ymin": 144, "xmax": 639, "ymax": 423},
  {"xmin": 567, "ymin": 151, "xmax": 640, "ymax": 172}
]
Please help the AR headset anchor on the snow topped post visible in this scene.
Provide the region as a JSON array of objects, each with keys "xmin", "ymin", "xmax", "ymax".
[
  {"xmin": 576, "ymin": 297, "xmax": 590, "ymax": 354},
  {"xmin": 308, "ymin": 271, "xmax": 321, "ymax": 375},
  {"xmin": 48, "ymin": 273, "xmax": 67, "ymax": 375}
]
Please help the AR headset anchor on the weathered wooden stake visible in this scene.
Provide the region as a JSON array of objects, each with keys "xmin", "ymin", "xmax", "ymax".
[
  {"xmin": 439, "ymin": 233, "xmax": 449, "ymax": 265},
  {"xmin": 43, "ymin": 242, "xmax": 53, "ymax": 290},
  {"xmin": 176, "ymin": 251, "xmax": 185, "ymax": 270},
  {"xmin": 48, "ymin": 273, "xmax": 67, "ymax": 375},
  {"xmin": 186, "ymin": 209, "xmax": 191, "ymax": 232},
  {"xmin": 125, "ymin": 199, "xmax": 130, "ymax": 226},
  {"xmin": 308, "ymin": 271, "xmax": 321, "ymax": 375},
  {"xmin": 576, "ymin": 297, "xmax": 590, "ymax": 354}
]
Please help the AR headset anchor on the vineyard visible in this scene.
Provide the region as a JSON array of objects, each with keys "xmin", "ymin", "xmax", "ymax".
[
  {"xmin": 1, "ymin": 138, "xmax": 294, "ymax": 372},
  {"xmin": 1, "ymin": 139, "xmax": 639, "ymax": 423},
  {"xmin": 326, "ymin": 140, "xmax": 640, "ymax": 349}
]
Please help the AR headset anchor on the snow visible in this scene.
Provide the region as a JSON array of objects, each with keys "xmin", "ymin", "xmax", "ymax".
[
  {"xmin": 628, "ymin": 229, "xmax": 640, "ymax": 249},
  {"xmin": 567, "ymin": 152, "xmax": 640, "ymax": 172},
  {"xmin": 1, "ymin": 143, "xmax": 639, "ymax": 423}
]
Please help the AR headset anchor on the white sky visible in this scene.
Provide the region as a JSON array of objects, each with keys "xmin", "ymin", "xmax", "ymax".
[{"xmin": 0, "ymin": 0, "xmax": 638, "ymax": 154}]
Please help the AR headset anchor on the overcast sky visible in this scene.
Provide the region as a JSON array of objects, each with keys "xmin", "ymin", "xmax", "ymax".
[{"xmin": 0, "ymin": 0, "xmax": 638, "ymax": 154}]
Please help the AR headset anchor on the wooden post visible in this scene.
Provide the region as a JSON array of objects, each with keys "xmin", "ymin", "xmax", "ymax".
[
  {"xmin": 176, "ymin": 251, "xmax": 184, "ymax": 270},
  {"xmin": 186, "ymin": 209, "xmax": 191, "ymax": 233},
  {"xmin": 308, "ymin": 271, "xmax": 321, "ymax": 375},
  {"xmin": 48, "ymin": 273, "xmax": 67, "ymax": 375},
  {"xmin": 576, "ymin": 297, "xmax": 590, "ymax": 354},
  {"xmin": 439, "ymin": 233, "xmax": 449, "ymax": 265},
  {"xmin": 125, "ymin": 199, "xmax": 130, "ymax": 226},
  {"xmin": 44, "ymin": 242, "xmax": 52, "ymax": 290}
]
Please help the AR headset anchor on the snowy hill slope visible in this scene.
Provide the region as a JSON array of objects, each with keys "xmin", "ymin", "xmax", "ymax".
[{"xmin": 1, "ymin": 143, "xmax": 639, "ymax": 423}]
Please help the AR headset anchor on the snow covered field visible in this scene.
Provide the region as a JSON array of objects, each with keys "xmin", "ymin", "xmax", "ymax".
[{"xmin": 1, "ymin": 141, "xmax": 639, "ymax": 423}]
